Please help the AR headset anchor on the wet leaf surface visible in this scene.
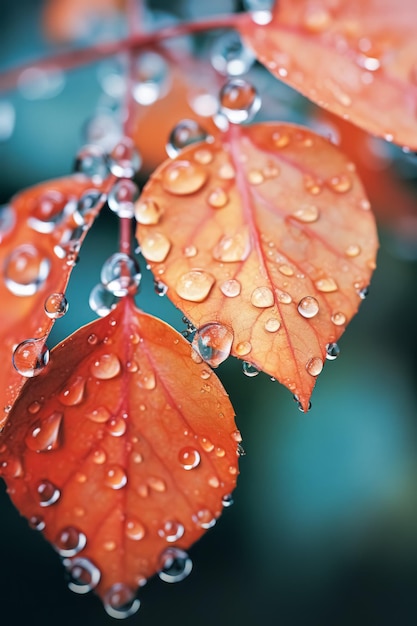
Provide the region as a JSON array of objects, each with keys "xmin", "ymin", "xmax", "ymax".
[
  {"xmin": 136, "ymin": 122, "xmax": 378, "ymax": 410},
  {"xmin": 240, "ymin": 0, "xmax": 417, "ymax": 149},
  {"xmin": 0, "ymin": 175, "xmax": 109, "ymax": 429},
  {"xmin": 0, "ymin": 297, "xmax": 238, "ymax": 613}
]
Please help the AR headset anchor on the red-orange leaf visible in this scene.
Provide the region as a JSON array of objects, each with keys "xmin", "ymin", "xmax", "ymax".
[
  {"xmin": 239, "ymin": 0, "xmax": 417, "ymax": 149},
  {"xmin": 0, "ymin": 175, "xmax": 109, "ymax": 429},
  {"xmin": 135, "ymin": 123, "xmax": 378, "ymax": 410},
  {"xmin": 0, "ymin": 297, "xmax": 238, "ymax": 615}
]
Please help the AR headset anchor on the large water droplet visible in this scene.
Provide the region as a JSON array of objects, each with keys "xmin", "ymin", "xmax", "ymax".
[
  {"xmin": 105, "ymin": 465, "xmax": 127, "ymax": 490},
  {"xmin": 13, "ymin": 337, "xmax": 49, "ymax": 377},
  {"xmin": 27, "ymin": 189, "xmax": 68, "ymax": 234},
  {"xmin": 213, "ymin": 231, "xmax": 250, "ymax": 262},
  {"xmin": 74, "ymin": 144, "xmax": 109, "ymax": 181},
  {"xmin": 162, "ymin": 161, "xmax": 208, "ymax": 195},
  {"xmin": 100, "ymin": 253, "xmax": 141, "ymax": 296},
  {"xmin": 132, "ymin": 51, "xmax": 169, "ymax": 106},
  {"xmin": 192, "ymin": 323, "xmax": 233, "ymax": 367},
  {"xmin": 73, "ymin": 190, "xmax": 105, "ymax": 226},
  {"xmin": 103, "ymin": 583, "xmax": 140, "ymax": 619},
  {"xmin": 222, "ymin": 494, "xmax": 234, "ymax": 508},
  {"xmin": 176, "ymin": 270, "xmax": 215, "ymax": 302},
  {"xmin": 251, "ymin": 286, "xmax": 274, "ymax": 308},
  {"xmin": 55, "ymin": 527, "xmax": 87, "ymax": 557},
  {"xmin": 125, "ymin": 518, "xmax": 146, "ymax": 541},
  {"xmin": 89, "ymin": 283, "xmax": 120, "ymax": 317},
  {"xmin": 37, "ymin": 479, "xmax": 61, "ymax": 507},
  {"xmin": 134, "ymin": 198, "xmax": 162, "ymax": 225},
  {"xmin": 220, "ymin": 278, "xmax": 241, "ymax": 298},
  {"xmin": 106, "ymin": 415, "xmax": 127, "ymax": 437},
  {"xmin": 59, "ymin": 376, "xmax": 85, "ymax": 406},
  {"xmin": 86, "ymin": 406, "xmax": 111, "ymax": 423},
  {"xmin": 219, "ymin": 78, "xmax": 261, "ymax": 124},
  {"xmin": 158, "ymin": 521, "xmax": 185, "ymax": 543},
  {"xmin": 140, "ymin": 232, "xmax": 171, "ymax": 263},
  {"xmin": 193, "ymin": 508, "xmax": 216, "ymax": 529},
  {"xmin": 306, "ymin": 357, "xmax": 323, "ymax": 377},
  {"xmin": 166, "ymin": 119, "xmax": 209, "ymax": 158},
  {"xmin": 236, "ymin": 341, "xmax": 252, "ymax": 356},
  {"xmin": 326, "ymin": 343, "xmax": 340, "ymax": 360},
  {"xmin": 178, "ymin": 447, "xmax": 201, "ymax": 470},
  {"xmin": 5, "ymin": 245, "xmax": 50, "ymax": 296},
  {"xmin": 242, "ymin": 362, "xmax": 259, "ymax": 377},
  {"xmin": 107, "ymin": 137, "xmax": 141, "ymax": 178},
  {"xmin": 65, "ymin": 557, "xmax": 101, "ymax": 594},
  {"xmin": 211, "ymin": 30, "xmax": 255, "ymax": 76},
  {"xmin": 25, "ymin": 411, "xmax": 63, "ymax": 452},
  {"xmin": 90, "ymin": 354, "xmax": 121, "ymax": 380},
  {"xmin": 108, "ymin": 179, "xmax": 139, "ymax": 218},
  {"xmin": 315, "ymin": 278, "xmax": 338, "ymax": 293},
  {"xmin": 44, "ymin": 292, "xmax": 68, "ymax": 319},
  {"xmin": 297, "ymin": 296, "xmax": 319, "ymax": 318},
  {"xmin": 264, "ymin": 317, "xmax": 281, "ymax": 333},
  {"xmin": 293, "ymin": 204, "xmax": 320, "ymax": 223},
  {"xmin": 158, "ymin": 548, "xmax": 193, "ymax": 583}
]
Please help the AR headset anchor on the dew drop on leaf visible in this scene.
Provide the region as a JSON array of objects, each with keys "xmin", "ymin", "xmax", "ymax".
[
  {"xmin": 104, "ymin": 465, "xmax": 128, "ymax": 490},
  {"xmin": 37, "ymin": 479, "xmax": 61, "ymax": 507},
  {"xmin": 55, "ymin": 526, "xmax": 87, "ymax": 557},
  {"xmin": 140, "ymin": 232, "xmax": 171, "ymax": 263},
  {"xmin": 207, "ymin": 187, "xmax": 229, "ymax": 208},
  {"xmin": 314, "ymin": 278, "xmax": 338, "ymax": 293},
  {"xmin": 326, "ymin": 343, "xmax": 340, "ymax": 360},
  {"xmin": 192, "ymin": 323, "xmax": 233, "ymax": 367},
  {"xmin": 13, "ymin": 337, "xmax": 50, "ymax": 377},
  {"xmin": 176, "ymin": 270, "xmax": 215, "ymax": 302},
  {"xmin": 219, "ymin": 78, "xmax": 261, "ymax": 124},
  {"xmin": 65, "ymin": 557, "xmax": 101, "ymax": 594},
  {"xmin": 251, "ymin": 286, "xmax": 274, "ymax": 308},
  {"xmin": 103, "ymin": 583, "xmax": 141, "ymax": 619},
  {"xmin": 162, "ymin": 160, "xmax": 208, "ymax": 195},
  {"xmin": 25, "ymin": 411, "xmax": 63, "ymax": 452},
  {"xmin": 306, "ymin": 357, "xmax": 323, "ymax": 377},
  {"xmin": 134, "ymin": 198, "xmax": 162, "ymax": 225},
  {"xmin": 297, "ymin": 296, "xmax": 319, "ymax": 318},
  {"xmin": 44, "ymin": 292, "xmax": 69, "ymax": 319},
  {"xmin": 125, "ymin": 518, "xmax": 146, "ymax": 541},
  {"xmin": 158, "ymin": 520, "xmax": 185, "ymax": 543},
  {"xmin": 158, "ymin": 548, "xmax": 193, "ymax": 583},
  {"xmin": 178, "ymin": 447, "xmax": 201, "ymax": 470},
  {"xmin": 220, "ymin": 278, "xmax": 241, "ymax": 298},
  {"xmin": 264, "ymin": 318, "xmax": 281, "ymax": 333},
  {"xmin": 90, "ymin": 354, "xmax": 121, "ymax": 380},
  {"xmin": 4, "ymin": 245, "xmax": 50, "ymax": 296},
  {"xmin": 166, "ymin": 119, "xmax": 209, "ymax": 158}
]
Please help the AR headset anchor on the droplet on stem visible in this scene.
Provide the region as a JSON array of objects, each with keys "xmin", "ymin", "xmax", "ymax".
[
  {"xmin": 100, "ymin": 253, "xmax": 141, "ymax": 296},
  {"xmin": 219, "ymin": 78, "xmax": 261, "ymax": 124}
]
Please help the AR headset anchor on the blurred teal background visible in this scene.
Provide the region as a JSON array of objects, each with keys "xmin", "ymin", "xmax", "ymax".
[{"xmin": 1, "ymin": 1, "xmax": 417, "ymax": 625}]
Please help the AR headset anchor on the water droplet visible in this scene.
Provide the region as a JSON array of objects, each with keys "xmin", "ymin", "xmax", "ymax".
[
  {"xmin": 107, "ymin": 136, "xmax": 141, "ymax": 178},
  {"xmin": 306, "ymin": 357, "xmax": 323, "ymax": 377},
  {"xmin": 106, "ymin": 416, "xmax": 127, "ymax": 437},
  {"xmin": 176, "ymin": 270, "xmax": 215, "ymax": 302},
  {"xmin": 86, "ymin": 406, "xmax": 111, "ymax": 423},
  {"xmin": 193, "ymin": 508, "xmax": 216, "ymax": 529},
  {"xmin": 59, "ymin": 376, "xmax": 86, "ymax": 406},
  {"xmin": 158, "ymin": 548, "xmax": 193, "ymax": 583},
  {"xmin": 89, "ymin": 283, "xmax": 120, "ymax": 317},
  {"xmin": 37, "ymin": 479, "xmax": 61, "ymax": 507},
  {"xmin": 345, "ymin": 244, "xmax": 361, "ymax": 257},
  {"xmin": 328, "ymin": 174, "xmax": 352, "ymax": 193},
  {"xmin": 194, "ymin": 148, "xmax": 213, "ymax": 165},
  {"xmin": 55, "ymin": 527, "xmax": 87, "ymax": 557},
  {"xmin": 220, "ymin": 278, "xmax": 241, "ymax": 297},
  {"xmin": 132, "ymin": 51, "xmax": 169, "ymax": 106},
  {"xmin": 243, "ymin": 0, "xmax": 273, "ymax": 25},
  {"xmin": 166, "ymin": 119, "xmax": 209, "ymax": 158},
  {"xmin": 218, "ymin": 163, "xmax": 235, "ymax": 180},
  {"xmin": 44, "ymin": 292, "xmax": 68, "ymax": 319},
  {"xmin": 297, "ymin": 296, "xmax": 319, "ymax": 318},
  {"xmin": 200, "ymin": 437, "xmax": 214, "ymax": 452},
  {"xmin": 264, "ymin": 318, "xmax": 281, "ymax": 333},
  {"xmin": 358, "ymin": 286, "xmax": 369, "ymax": 300},
  {"xmin": 272, "ymin": 131, "xmax": 290, "ymax": 148},
  {"xmin": 211, "ymin": 30, "xmax": 255, "ymax": 76},
  {"xmin": 278, "ymin": 264, "xmax": 294, "ymax": 277},
  {"xmin": 162, "ymin": 160, "xmax": 208, "ymax": 195},
  {"xmin": 304, "ymin": 176, "xmax": 322, "ymax": 196},
  {"xmin": 293, "ymin": 394, "xmax": 312, "ymax": 413},
  {"xmin": 178, "ymin": 447, "xmax": 201, "ymax": 470},
  {"xmin": 103, "ymin": 583, "xmax": 140, "ymax": 619},
  {"xmin": 154, "ymin": 280, "xmax": 168, "ymax": 297},
  {"xmin": 236, "ymin": 341, "xmax": 252, "ymax": 356},
  {"xmin": 314, "ymin": 278, "xmax": 338, "ymax": 293},
  {"xmin": 134, "ymin": 198, "xmax": 162, "ymax": 225},
  {"xmin": 293, "ymin": 204, "xmax": 320, "ymax": 223},
  {"xmin": 74, "ymin": 190, "xmax": 105, "ymax": 226},
  {"xmin": 25, "ymin": 411, "xmax": 63, "ymax": 452},
  {"xmin": 303, "ymin": 6, "xmax": 331, "ymax": 32},
  {"xmin": 158, "ymin": 521, "xmax": 185, "ymax": 543},
  {"xmin": 219, "ymin": 78, "xmax": 261, "ymax": 124},
  {"xmin": 192, "ymin": 323, "xmax": 233, "ymax": 367},
  {"xmin": 74, "ymin": 144, "xmax": 109, "ymax": 181},
  {"xmin": 331, "ymin": 311, "xmax": 346, "ymax": 326},
  {"xmin": 125, "ymin": 518, "xmax": 146, "ymax": 541},
  {"xmin": 251, "ymin": 286, "xmax": 274, "ymax": 308},
  {"xmin": 28, "ymin": 400, "xmax": 42, "ymax": 414},
  {"xmin": 277, "ymin": 290, "xmax": 292, "ymax": 304},
  {"xmin": 105, "ymin": 465, "xmax": 127, "ymax": 490},
  {"xmin": 90, "ymin": 354, "xmax": 121, "ymax": 380},
  {"xmin": 13, "ymin": 337, "xmax": 49, "ymax": 377},
  {"xmin": 242, "ymin": 362, "xmax": 259, "ymax": 377},
  {"xmin": 108, "ymin": 179, "xmax": 139, "ymax": 218},
  {"xmin": 222, "ymin": 494, "xmax": 234, "ymax": 508},
  {"xmin": 148, "ymin": 476, "xmax": 166, "ymax": 493},
  {"xmin": 100, "ymin": 252, "xmax": 141, "ymax": 296},
  {"xmin": 65, "ymin": 557, "xmax": 101, "ymax": 594},
  {"xmin": 29, "ymin": 515, "xmax": 46, "ymax": 531},
  {"xmin": 326, "ymin": 343, "xmax": 340, "ymax": 360},
  {"xmin": 4, "ymin": 245, "xmax": 50, "ymax": 296},
  {"xmin": 91, "ymin": 447, "xmax": 107, "ymax": 464},
  {"xmin": 213, "ymin": 231, "xmax": 250, "ymax": 262},
  {"xmin": 27, "ymin": 189, "xmax": 68, "ymax": 234},
  {"xmin": 207, "ymin": 187, "xmax": 229, "ymax": 208},
  {"xmin": 140, "ymin": 233, "xmax": 171, "ymax": 263}
]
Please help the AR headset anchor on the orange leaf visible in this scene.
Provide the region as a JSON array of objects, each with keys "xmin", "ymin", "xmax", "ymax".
[
  {"xmin": 239, "ymin": 0, "xmax": 417, "ymax": 148},
  {"xmin": 42, "ymin": 0, "xmax": 124, "ymax": 42},
  {"xmin": 0, "ymin": 297, "xmax": 238, "ymax": 616},
  {"xmin": 0, "ymin": 175, "xmax": 109, "ymax": 429},
  {"xmin": 135, "ymin": 123, "xmax": 378, "ymax": 410}
]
